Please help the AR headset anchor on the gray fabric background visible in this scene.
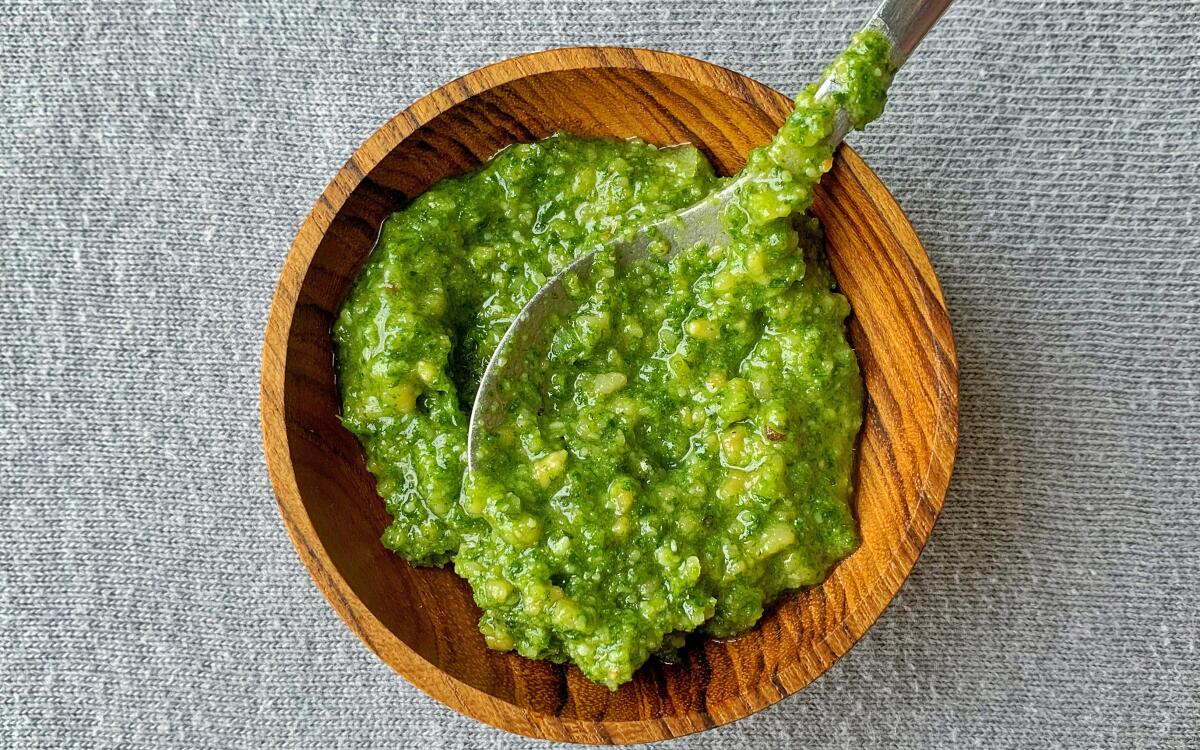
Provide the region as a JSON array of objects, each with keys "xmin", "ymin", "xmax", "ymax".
[{"xmin": 2, "ymin": 0, "xmax": 1197, "ymax": 747}]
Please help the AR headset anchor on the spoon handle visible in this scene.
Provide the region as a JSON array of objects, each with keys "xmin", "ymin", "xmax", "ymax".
[
  {"xmin": 820, "ymin": 0, "xmax": 954, "ymax": 141},
  {"xmin": 871, "ymin": 0, "xmax": 955, "ymax": 67}
]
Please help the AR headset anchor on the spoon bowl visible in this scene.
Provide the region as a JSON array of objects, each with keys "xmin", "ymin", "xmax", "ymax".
[{"xmin": 261, "ymin": 46, "xmax": 958, "ymax": 745}]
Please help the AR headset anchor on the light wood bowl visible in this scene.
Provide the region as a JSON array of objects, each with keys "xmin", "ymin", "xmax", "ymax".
[{"xmin": 261, "ymin": 47, "xmax": 958, "ymax": 744}]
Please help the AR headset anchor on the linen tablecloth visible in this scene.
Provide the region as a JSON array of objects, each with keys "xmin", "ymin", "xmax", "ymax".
[{"xmin": 3, "ymin": 1, "xmax": 1197, "ymax": 746}]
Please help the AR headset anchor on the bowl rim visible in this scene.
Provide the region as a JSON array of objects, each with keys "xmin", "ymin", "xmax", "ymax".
[{"xmin": 261, "ymin": 45, "xmax": 959, "ymax": 745}]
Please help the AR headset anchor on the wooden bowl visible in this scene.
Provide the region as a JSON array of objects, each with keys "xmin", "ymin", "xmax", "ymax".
[{"xmin": 261, "ymin": 47, "xmax": 958, "ymax": 744}]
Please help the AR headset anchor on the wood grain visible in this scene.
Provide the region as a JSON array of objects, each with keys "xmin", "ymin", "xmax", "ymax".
[{"xmin": 260, "ymin": 46, "xmax": 958, "ymax": 745}]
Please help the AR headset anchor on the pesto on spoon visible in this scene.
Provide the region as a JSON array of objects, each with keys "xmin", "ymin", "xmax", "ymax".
[{"xmin": 468, "ymin": 0, "xmax": 954, "ymax": 460}]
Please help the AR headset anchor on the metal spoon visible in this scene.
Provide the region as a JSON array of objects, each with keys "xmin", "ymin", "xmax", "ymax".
[{"xmin": 468, "ymin": 0, "xmax": 954, "ymax": 469}]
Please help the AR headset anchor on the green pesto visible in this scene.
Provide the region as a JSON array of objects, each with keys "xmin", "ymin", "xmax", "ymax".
[
  {"xmin": 333, "ymin": 136, "xmax": 717, "ymax": 565},
  {"xmin": 333, "ymin": 29, "xmax": 895, "ymax": 687}
]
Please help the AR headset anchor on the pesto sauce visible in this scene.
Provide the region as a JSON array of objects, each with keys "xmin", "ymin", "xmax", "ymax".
[{"xmin": 333, "ymin": 29, "xmax": 895, "ymax": 687}]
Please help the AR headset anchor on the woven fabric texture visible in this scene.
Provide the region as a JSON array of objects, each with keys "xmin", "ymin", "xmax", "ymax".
[{"xmin": 2, "ymin": 0, "xmax": 1197, "ymax": 747}]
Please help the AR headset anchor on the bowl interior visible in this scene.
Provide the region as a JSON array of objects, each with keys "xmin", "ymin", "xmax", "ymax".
[{"xmin": 263, "ymin": 48, "xmax": 958, "ymax": 744}]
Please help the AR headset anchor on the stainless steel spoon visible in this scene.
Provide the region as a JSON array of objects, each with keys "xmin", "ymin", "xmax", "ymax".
[{"xmin": 468, "ymin": 0, "xmax": 954, "ymax": 470}]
